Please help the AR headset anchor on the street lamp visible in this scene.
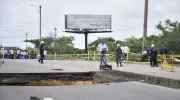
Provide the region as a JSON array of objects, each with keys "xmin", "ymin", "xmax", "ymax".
[{"xmin": 30, "ymin": 5, "xmax": 42, "ymax": 47}]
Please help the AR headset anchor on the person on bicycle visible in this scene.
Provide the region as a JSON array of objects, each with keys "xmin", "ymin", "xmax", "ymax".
[
  {"xmin": 97, "ymin": 38, "xmax": 109, "ymax": 66},
  {"xmin": 115, "ymin": 44, "xmax": 123, "ymax": 67}
]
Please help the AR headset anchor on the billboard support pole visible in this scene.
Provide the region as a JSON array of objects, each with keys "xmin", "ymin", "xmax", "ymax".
[{"xmin": 84, "ymin": 30, "xmax": 88, "ymax": 54}]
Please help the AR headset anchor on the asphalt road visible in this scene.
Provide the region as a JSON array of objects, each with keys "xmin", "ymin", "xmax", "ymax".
[
  {"xmin": 0, "ymin": 82, "xmax": 180, "ymax": 100},
  {"xmin": 0, "ymin": 59, "xmax": 100, "ymax": 73},
  {"xmin": 0, "ymin": 59, "xmax": 180, "ymax": 80}
]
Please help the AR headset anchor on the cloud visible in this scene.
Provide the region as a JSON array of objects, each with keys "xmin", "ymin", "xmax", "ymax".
[{"xmin": 0, "ymin": 0, "xmax": 179, "ymax": 49}]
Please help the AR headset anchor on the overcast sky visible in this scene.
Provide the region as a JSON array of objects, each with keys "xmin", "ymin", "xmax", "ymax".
[{"xmin": 0, "ymin": 0, "xmax": 179, "ymax": 49}]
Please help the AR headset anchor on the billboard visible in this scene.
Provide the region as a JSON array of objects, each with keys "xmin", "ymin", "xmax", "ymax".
[{"xmin": 65, "ymin": 14, "xmax": 111, "ymax": 30}]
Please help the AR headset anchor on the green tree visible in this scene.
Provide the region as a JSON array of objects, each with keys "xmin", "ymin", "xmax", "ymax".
[
  {"xmin": 156, "ymin": 19, "xmax": 180, "ymax": 54},
  {"xmin": 25, "ymin": 36, "xmax": 84, "ymax": 54},
  {"xmin": 123, "ymin": 36, "xmax": 142, "ymax": 53},
  {"xmin": 88, "ymin": 37, "xmax": 116, "ymax": 52}
]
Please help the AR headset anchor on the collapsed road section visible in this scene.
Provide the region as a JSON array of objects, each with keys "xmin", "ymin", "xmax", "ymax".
[{"xmin": 0, "ymin": 70, "xmax": 180, "ymax": 89}]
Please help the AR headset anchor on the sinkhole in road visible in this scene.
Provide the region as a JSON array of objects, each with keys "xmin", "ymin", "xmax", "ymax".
[
  {"xmin": 0, "ymin": 72, "xmax": 97, "ymax": 86},
  {"xmin": 28, "ymin": 80, "xmax": 95, "ymax": 86},
  {"xmin": 0, "ymin": 70, "xmax": 180, "ymax": 89}
]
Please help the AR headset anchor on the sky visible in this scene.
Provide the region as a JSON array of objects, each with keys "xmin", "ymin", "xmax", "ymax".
[{"xmin": 0, "ymin": 0, "xmax": 179, "ymax": 49}]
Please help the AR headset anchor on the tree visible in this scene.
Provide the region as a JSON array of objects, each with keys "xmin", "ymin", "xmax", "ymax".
[
  {"xmin": 156, "ymin": 19, "xmax": 180, "ymax": 54},
  {"xmin": 25, "ymin": 36, "xmax": 84, "ymax": 54},
  {"xmin": 88, "ymin": 37, "xmax": 116, "ymax": 52},
  {"xmin": 123, "ymin": 36, "xmax": 142, "ymax": 53}
]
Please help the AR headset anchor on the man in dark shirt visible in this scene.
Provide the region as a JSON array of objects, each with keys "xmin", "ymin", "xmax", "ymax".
[
  {"xmin": 150, "ymin": 44, "xmax": 158, "ymax": 67},
  {"xmin": 160, "ymin": 45, "xmax": 168, "ymax": 55},
  {"xmin": 38, "ymin": 41, "xmax": 45, "ymax": 64},
  {"xmin": 115, "ymin": 44, "xmax": 123, "ymax": 67}
]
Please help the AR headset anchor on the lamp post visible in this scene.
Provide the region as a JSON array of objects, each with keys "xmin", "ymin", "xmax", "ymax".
[{"xmin": 30, "ymin": 5, "xmax": 42, "ymax": 47}]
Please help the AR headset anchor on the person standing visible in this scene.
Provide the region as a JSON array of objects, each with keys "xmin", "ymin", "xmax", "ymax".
[
  {"xmin": 160, "ymin": 45, "xmax": 168, "ymax": 56},
  {"xmin": 115, "ymin": 44, "xmax": 123, "ymax": 67},
  {"xmin": 10, "ymin": 49, "xmax": 14, "ymax": 59},
  {"xmin": 38, "ymin": 41, "xmax": 45, "ymax": 64},
  {"xmin": 141, "ymin": 47, "xmax": 148, "ymax": 62},
  {"xmin": 150, "ymin": 44, "xmax": 158, "ymax": 67},
  {"xmin": 97, "ymin": 38, "xmax": 108, "ymax": 66},
  {"xmin": 120, "ymin": 45, "xmax": 125, "ymax": 61},
  {"xmin": 44, "ymin": 50, "xmax": 47, "ymax": 60},
  {"xmin": 123, "ymin": 45, "xmax": 130, "ymax": 62},
  {"xmin": 16, "ymin": 50, "xmax": 20, "ymax": 59},
  {"xmin": 23, "ymin": 50, "xmax": 26, "ymax": 59}
]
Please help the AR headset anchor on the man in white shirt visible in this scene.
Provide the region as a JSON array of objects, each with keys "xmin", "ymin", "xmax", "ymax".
[
  {"xmin": 123, "ymin": 46, "xmax": 130, "ymax": 62},
  {"xmin": 0, "ymin": 48, "xmax": 3, "ymax": 58},
  {"xmin": 23, "ymin": 51, "xmax": 26, "ymax": 59},
  {"xmin": 10, "ymin": 49, "xmax": 14, "ymax": 59},
  {"xmin": 20, "ymin": 51, "xmax": 23, "ymax": 59},
  {"xmin": 97, "ymin": 38, "xmax": 108, "ymax": 66},
  {"xmin": 44, "ymin": 50, "xmax": 47, "ymax": 60},
  {"xmin": 17, "ymin": 50, "xmax": 20, "ymax": 59},
  {"xmin": 120, "ymin": 46, "xmax": 125, "ymax": 61},
  {"xmin": 121, "ymin": 46, "xmax": 124, "ymax": 53}
]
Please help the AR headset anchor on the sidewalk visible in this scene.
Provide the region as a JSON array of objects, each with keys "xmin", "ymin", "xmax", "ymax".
[{"xmin": 108, "ymin": 62, "xmax": 180, "ymax": 80}]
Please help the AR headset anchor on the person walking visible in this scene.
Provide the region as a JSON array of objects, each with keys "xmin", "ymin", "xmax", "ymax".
[
  {"xmin": 38, "ymin": 41, "xmax": 45, "ymax": 64},
  {"xmin": 115, "ymin": 44, "xmax": 123, "ymax": 67}
]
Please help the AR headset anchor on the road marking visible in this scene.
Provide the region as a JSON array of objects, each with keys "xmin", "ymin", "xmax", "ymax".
[{"xmin": 43, "ymin": 98, "xmax": 53, "ymax": 100}]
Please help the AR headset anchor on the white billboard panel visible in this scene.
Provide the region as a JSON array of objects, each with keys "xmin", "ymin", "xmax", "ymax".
[{"xmin": 65, "ymin": 14, "xmax": 111, "ymax": 29}]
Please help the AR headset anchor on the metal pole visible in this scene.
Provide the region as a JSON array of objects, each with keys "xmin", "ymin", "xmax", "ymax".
[
  {"xmin": 26, "ymin": 32, "xmax": 28, "ymax": 50},
  {"xmin": 55, "ymin": 27, "xmax": 57, "ymax": 40},
  {"xmin": 54, "ymin": 27, "xmax": 57, "ymax": 56},
  {"xmin": 84, "ymin": 30, "xmax": 88, "ymax": 53},
  {"xmin": 143, "ymin": 0, "xmax": 148, "ymax": 51},
  {"xmin": 39, "ymin": 5, "xmax": 42, "ymax": 46}
]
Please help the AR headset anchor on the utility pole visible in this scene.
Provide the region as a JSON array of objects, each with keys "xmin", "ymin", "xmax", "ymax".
[
  {"xmin": 54, "ymin": 27, "xmax": 57, "ymax": 40},
  {"xmin": 26, "ymin": 32, "xmax": 28, "ymax": 50},
  {"xmin": 54, "ymin": 27, "xmax": 57, "ymax": 45},
  {"xmin": 39, "ymin": 5, "xmax": 42, "ymax": 47},
  {"xmin": 143, "ymin": 0, "xmax": 148, "ymax": 51},
  {"xmin": 30, "ymin": 5, "xmax": 42, "ymax": 47}
]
